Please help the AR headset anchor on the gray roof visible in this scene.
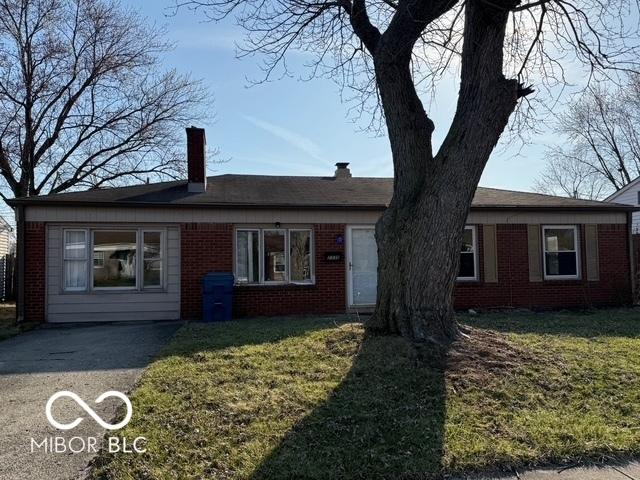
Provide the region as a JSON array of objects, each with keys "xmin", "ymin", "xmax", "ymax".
[{"xmin": 8, "ymin": 174, "xmax": 636, "ymax": 211}]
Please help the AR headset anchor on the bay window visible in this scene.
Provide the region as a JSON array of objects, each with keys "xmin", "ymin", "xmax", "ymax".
[
  {"xmin": 457, "ymin": 226, "xmax": 477, "ymax": 280},
  {"xmin": 235, "ymin": 228, "xmax": 314, "ymax": 285},
  {"xmin": 62, "ymin": 228, "xmax": 165, "ymax": 292},
  {"xmin": 543, "ymin": 225, "xmax": 579, "ymax": 279}
]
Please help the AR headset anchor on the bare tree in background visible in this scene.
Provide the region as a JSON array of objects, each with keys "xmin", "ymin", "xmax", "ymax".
[
  {"xmin": 182, "ymin": 0, "xmax": 640, "ymax": 342},
  {"xmin": 0, "ymin": 0, "xmax": 208, "ymax": 205},
  {"xmin": 533, "ymin": 155, "xmax": 610, "ymax": 200},
  {"xmin": 535, "ymin": 76, "xmax": 640, "ymax": 200}
]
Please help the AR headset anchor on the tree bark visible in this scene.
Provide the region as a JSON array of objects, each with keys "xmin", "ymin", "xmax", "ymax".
[{"xmin": 367, "ymin": 0, "xmax": 522, "ymax": 343}]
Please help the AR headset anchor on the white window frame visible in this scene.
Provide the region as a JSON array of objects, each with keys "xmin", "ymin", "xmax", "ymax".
[
  {"xmin": 542, "ymin": 225, "xmax": 580, "ymax": 280},
  {"xmin": 456, "ymin": 225, "xmax": 478, "ymax": 281},
  {"xmin": 142, "ymin": 229, "xmax": 165, "ymax": 290},
  {"xmin": 235, "ymin": 229, "xmax": 261, "ymax": 284},
  {"xmin": 62, "ymin": 227, "xmax": 167, "ymax": 293},
  {"xmin": 63, "ymin": 229, "xmax": 89, "ymax": 292},
  {"xmin": 289, "ymin": 229, "xmax": 315, "ymax": 285},
  {"xmin": 234, "ymin": 227, "xmax": 315, "ymax": 286}
]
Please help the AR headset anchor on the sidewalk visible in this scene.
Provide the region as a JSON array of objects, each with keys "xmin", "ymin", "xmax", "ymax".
[{"xmin": 453, "ymin": 461, "xmax": 640, "ymax": 480}]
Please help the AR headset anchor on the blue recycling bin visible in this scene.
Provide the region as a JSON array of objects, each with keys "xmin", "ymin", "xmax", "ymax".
[{"xmin": 202, "ymin": 272, "xmax": 234, "ymax": 322}]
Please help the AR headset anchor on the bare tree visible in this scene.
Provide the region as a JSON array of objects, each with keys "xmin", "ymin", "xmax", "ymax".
[
  {"xmin": 0, "ymin": 0, "xmax": 208, "ymax": 204},
  {"xmin": 181, "ymin": 0, "xmax": 640, "ymax": 342},
  {"xmin": 533, "ymin": 154, "xmax": 610, "ymax": 200},
  {"xmin": 535, "ymin": 76, "xmax": 640, "ymax": 199}
]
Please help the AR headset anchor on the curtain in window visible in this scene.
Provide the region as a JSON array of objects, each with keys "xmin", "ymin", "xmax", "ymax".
[
  {"xmin": 64, "ymin": 231, "xmax": 87, "ymax": 290},
  {"xmin": 236, "ymin": 231, "xmax": 260, "ymax": 283}
]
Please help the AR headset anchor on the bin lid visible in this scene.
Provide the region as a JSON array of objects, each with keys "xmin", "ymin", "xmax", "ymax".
[{"xmin": 203, "ymin": 272, "xmax": 234, "ymax": 284}]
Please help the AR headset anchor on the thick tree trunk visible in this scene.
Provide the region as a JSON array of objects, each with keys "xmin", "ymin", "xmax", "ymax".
[
  {"xmin": 369, "ymin": 197, "xmax": 466, "ymax": 341},
  {"xmin": 367, "ymin": 0, "xmax": 522, "ymax": 342}
]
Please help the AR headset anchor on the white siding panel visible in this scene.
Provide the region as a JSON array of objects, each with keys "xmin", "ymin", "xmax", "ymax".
[
  {"xmin": 27, "ymin": 205, "xmax": 627, "ymax": 226},
  {"xmin": 48, "ymin": 301, "xmax": 179, "ymax": 314},
  {"xmin": 48, "ymin": 310, "xmax": 178, "ymax": 323},
  {"xmin": 46, "ymin": 225, "xmax": 180, "ymax": 323},
  {"xmin": 467, "ymin": 211, "xmax": 627, "ymax": 225},
  {"xmin": 607, "ymin": 185, "xmax": 640, "ymax": 232}
]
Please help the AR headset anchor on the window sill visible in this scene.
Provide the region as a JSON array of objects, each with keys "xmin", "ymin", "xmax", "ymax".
[
  {"xmin": 61, "ymin": 288, "xmax": 168, "ymax": 295},
  {"xmin": 543, "ymin": 276, "xmax": 581, "ymax": 281},
  {"xmin": 235, "ymin": 282, "xmax": 316, "ymax": 288}
]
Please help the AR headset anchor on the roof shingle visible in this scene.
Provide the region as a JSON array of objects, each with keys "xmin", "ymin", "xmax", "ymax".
[{"xmin": 8, "ymin": 174, "xmax": 635, "ymax": 211}]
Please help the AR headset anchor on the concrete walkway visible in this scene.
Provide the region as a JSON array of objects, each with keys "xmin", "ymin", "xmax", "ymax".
[
  {"xmin": 0, "ymin": 321, "xmax": 181, "ymax": 480},
  {"xmin": 453, "ymin": 461, "xmax": 640, "ymax": 479}
]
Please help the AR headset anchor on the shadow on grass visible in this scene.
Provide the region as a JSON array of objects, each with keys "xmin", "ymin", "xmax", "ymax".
[
  {"xmin": 250, "ymin": 332, "xmax": 447, "ymax": 480},
  {"xmin": 460, "ymin": 307, "xmax": 640, "ymax": 338},
  {"xmin": 90, "ymin": 316, "xmax": 448, "ymax": 480}
]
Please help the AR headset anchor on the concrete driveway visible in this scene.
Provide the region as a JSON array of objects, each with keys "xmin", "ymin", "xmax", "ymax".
[{"xmin": 0, "ymin": 321, "xmax": 181, "ymax": 480}]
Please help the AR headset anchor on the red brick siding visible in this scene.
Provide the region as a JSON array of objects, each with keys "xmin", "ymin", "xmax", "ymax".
[
  {"xmin": 453, "ymin": 223, "xmax": 631, "ymax": 310},
  {"xmin": 23, "ymin": 220, "xmax": 630, "ymax": 324},
  {"xmin": 234, "ymin": 224, "xmax": 345, "ymax": 317},
  {"xmin": 180, "ymin": 223, "xmax": 346, "ymax": 319},
  {"xmin": 181, "ymin": 223, "xmax": 234, "ymax": 319},
  {"xmin": 25, "ymin": 222, "xmax": 46, "ymax": 322}
]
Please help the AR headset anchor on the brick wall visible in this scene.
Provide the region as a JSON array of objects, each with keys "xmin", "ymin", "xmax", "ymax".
[
  {"xmin": 181, "ymin": 223, "xmax": 234, "ymax": 319},
  {"xmin": 454, "ymin": 223, "xmax": 631, "ymax": 310},
  {"xmin": 24, "ymin": 222, "xmax": 46, "ymax": 322},
  {"xmin": 23, "ymin": 220, "xmax": 631, "ymax": 323},
  {"xmin": 180, "ymin": 223, "xmax": 346, "ymax": 319}
]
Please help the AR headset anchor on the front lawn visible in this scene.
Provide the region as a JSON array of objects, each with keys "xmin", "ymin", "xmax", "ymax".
[{"xmin": 90, "ymin": 309, "xmax": 640, "ymax": 479}]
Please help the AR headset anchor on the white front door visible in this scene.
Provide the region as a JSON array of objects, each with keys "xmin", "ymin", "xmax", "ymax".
[{"xmin": 347, "ymin": 226, "xmax": 378, "ymax": 306}]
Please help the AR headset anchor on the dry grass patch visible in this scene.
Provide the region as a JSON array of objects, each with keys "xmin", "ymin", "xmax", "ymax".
[{"xmin": 0, "ymin": 303, "xmax": 37, "ymax": 341}]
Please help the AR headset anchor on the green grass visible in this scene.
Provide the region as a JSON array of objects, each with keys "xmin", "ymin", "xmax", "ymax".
[
  {"xmin": 0, "ymin": 303, "xmax": 36, "ymax": 341},
  {"xmin": 90, "ymin": 309, "xmax": 640, "ymax": 479}
]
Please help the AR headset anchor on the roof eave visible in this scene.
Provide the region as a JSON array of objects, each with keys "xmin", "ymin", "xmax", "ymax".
[
  {"xmin": 8, "ymin": 198, "xmax": 637, "ymax": 212},
  {"xmin": 469, "ymin": 205, "xmax": 638, "ymax": 212},
  {"xmin": 8, "ymin": 199, "xmax": 391, "ymax": 210}
]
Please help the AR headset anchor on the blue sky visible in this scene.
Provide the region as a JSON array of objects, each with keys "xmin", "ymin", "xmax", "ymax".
[{"xmin": 127, "ymin": 0, "xmax": 561, "ymax": 192}]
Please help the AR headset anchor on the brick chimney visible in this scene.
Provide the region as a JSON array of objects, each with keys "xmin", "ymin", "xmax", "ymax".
[
  {"xmin": 186, "ymin": 127, "xmax": 206, "ymax": 193},
  {"xmin": 334, "ymin": 162, "xmax": 351, "ymax": 179}
]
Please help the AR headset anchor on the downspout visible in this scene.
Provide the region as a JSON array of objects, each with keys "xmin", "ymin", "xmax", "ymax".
[
  {"xmin": 15, "ymin": 204, "xmax": 25, "ymax": 323},
  {"xmin": 628, "ymin": 211, "xmax": 637, "ymax": 305}
]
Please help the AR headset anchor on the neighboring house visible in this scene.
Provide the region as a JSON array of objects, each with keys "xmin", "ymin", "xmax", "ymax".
[
  {"xmin": 9, "ymin": 128, "xmax": 638, "ymax": 323},
  {"xmin": 0, "ymin": 216, "xmax": 13, "ymax": 301},
  {"xmin": 606, "ymin": 178, "xmax": 640, "ymax": 233}
]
